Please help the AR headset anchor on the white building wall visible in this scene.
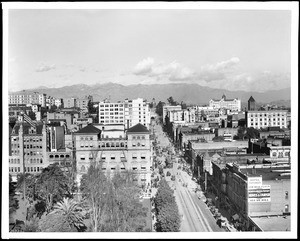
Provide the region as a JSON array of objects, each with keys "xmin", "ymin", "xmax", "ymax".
[{"xmin": 247, "ymin": 110, "xmax": 288, "ymax": 129}]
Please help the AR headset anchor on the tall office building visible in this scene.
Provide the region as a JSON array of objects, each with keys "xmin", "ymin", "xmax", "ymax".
[{"xmin": 98, "ymin": 98, "xmax": 150, "ymax": 129}]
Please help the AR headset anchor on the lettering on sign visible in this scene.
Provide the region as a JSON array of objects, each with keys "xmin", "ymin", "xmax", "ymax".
[
  {"xmin": 247, "ymin": 176, "xmax": 262, "ymax": 186},
  {"xmin": 248, "ymin": 198, "xmax": 271, "ymax": 202}
]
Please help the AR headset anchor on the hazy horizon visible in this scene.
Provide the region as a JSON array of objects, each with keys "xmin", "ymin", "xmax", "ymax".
[{"xmin": 7, "ymin": 5, "xmax": 292, "ymax": 92}]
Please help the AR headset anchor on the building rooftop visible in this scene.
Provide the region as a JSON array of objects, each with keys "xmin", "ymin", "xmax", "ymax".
[
  {"xmin": 240, "ymin": 166, "xmax": 291, "ymax": 181},
  {"xmin": 11, "ymin": 122, "xmax": 44, "ymax": 135},
  {"xmin": 249, "ymin": 215, "xmax": 290, "ymax": 231},
  {"xmin": 75, "ymin": 124, "xmax": 101, "ymax": 134},
  {"xmin": 127, "ymin": 123, "xmax": 149, "ymax": 133},
  {"xmin": 248, "ymin": 96, "xmax": 255, "ymax": 102},
  {"xmin": 48, "ymin": 119, "xmax": 66, "ymax": 122}
]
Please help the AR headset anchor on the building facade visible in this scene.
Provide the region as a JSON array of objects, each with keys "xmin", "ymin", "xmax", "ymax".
[
  {"xmin": 209, "ymin": 94, "xmax": 241, "ymax": 112},
  {"xmin": 246, "ymin": 110, "xmax": 288, "ymax": 129},
  {"xmin": 74, "ymin": 123, "xmax": 152, "ymax": 188},
  {"xmin": 76, "ymin": 95, "xmax": 93, "ymax": 111},
  {"xmin": 162, "ymin": 105, "xmax": 182, "ymax": 124},
  {"xmin": 63, "ymin": 98, "xmax": 77, "ymax": 108},
  {"xmin": 9, "ymin": 92, "xmax": 46, "ymax": 107},
  {"xmin": 98, "ymin": 98, "xmax": 151, "ymax": 129}
]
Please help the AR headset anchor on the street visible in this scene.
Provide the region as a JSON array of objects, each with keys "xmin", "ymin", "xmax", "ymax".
[{"xmin": 151, "ymin": 116, "xmax": 222, "ymax": 232}]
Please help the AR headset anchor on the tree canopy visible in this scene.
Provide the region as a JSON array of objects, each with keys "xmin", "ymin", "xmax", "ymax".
[
  {"xmin": 154, "ymin": 178, "xmax": 181, "ymax": 232},
  {"xmin": 80, "ymin": 165, "xmax": 149, "ymax": 232}
]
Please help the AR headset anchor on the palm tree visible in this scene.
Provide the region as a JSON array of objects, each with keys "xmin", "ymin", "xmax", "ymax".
[{"xmin": 50, "ymin": 197, "xmax": 84, "ymax": 231}]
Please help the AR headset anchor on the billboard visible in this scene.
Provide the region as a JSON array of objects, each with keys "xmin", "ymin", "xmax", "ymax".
[
  {"xmin": 248, "ymin": 185, "xmax": 271, "ymax": 202},
  {"xmin": 248, "ymin": 177, "xmax": 271, "ymax": 203}
]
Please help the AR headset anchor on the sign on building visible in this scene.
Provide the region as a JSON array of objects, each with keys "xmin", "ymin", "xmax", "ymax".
[{"xmin": 248, "ymin": 176, "xmax": 271, "ymax": 202}]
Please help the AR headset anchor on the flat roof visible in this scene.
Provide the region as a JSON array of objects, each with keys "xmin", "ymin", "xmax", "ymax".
[
  {"xmin": 250, "ymin": 215, "xmax": 290, "ymax": 231},
  {"xmin": 240, "ymin": 166, "xmax": 291, "ymax": 181}
]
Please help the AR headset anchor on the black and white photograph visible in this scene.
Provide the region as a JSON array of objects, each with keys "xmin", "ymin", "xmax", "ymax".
[{"xmin": 2, "ymin": 2, "xmax": 298, "ymax": 239}]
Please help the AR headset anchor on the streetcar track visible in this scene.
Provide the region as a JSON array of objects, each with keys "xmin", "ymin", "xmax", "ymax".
[
  {"xmin": 175, "ymin": 180, "xmax": 199, "ymax": 232},
  {"xmin": 183, "ymin": 187, "xmax": 213, "ymax": 232}
]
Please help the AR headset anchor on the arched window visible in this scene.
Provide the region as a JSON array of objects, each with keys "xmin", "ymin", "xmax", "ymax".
[
  {"xmin": 81, "ymin": 165, "xmax": 86, "ymax": 173},
  {"xmin": 106, "ymin": 143, "xmax": 110, "ymax": 147}
]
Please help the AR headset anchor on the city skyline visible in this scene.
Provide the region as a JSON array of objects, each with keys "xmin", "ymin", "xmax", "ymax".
[
  {"xmin": 3, "ymin": 2, "xmax": 298, "ymax": 239},
  {"xmin": 6, "ymin": 3, "xmax": 295, "ymax": 92}
]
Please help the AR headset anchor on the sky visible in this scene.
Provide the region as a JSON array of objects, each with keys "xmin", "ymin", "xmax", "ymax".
[{"xmin": 6, "ymin": 4, "xmax": 294, "ymax": 92}]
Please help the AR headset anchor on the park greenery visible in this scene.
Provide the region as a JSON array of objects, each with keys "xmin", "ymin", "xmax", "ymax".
[{"xmin": 10, "ymin": 163, "xmax": 150, "ymax": 232}]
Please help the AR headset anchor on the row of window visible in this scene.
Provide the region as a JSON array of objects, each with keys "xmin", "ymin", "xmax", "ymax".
[
  {"xmin": 100, "ymin": 120, "xmax": 124, "ymax": 124},
  {"xmin": 100, "ymin": 116, "xmax": 124, "ymax": 119},
  {"xmin": 100, "ymin": 112, "xmax": 124, "ymax": 115},
  {"xmin": 24, "ymin": 151, "xmax": 43, "ymax": 157},
  {"xmin": 22, "ymin": 138, "xmax": 43, "ymax": 142},
  {"xmin": 80, "ymin": 137, "xmax": 94, "ymax": 141},
  {"xmin": 49, "ymin": 154, "xmax": 70, "ymax": 159},
  {"xmin": 80, "ymin": 142, "xmax": 128, "ymax": 148},
  {"xmin": 99, "ymin": 104, "xmax": 124, "ymax": 108},
  {"xmin": 249, "ymin": 113, "xmax": 286, "ymax": 117},
  {"xmin": 249, "ymin": 122, "xmax": 285, "ymax": 126},
  {"xmin": 24, "ymin": 145, "xmax": 43, "ymax": 149},
  {"xmin": 9, "ymin": 166, "xmax": 42, "ymax": 173},
  {"xmin": 9, "ymin": 159, "xmax": 20, "ymax": 164},
  {"xmin": 80, "ymin": 155, "xmax": 147, "ymax": 161},
  {"xmin": 9, "ymin": 167, "xmax": 20, "ymax": 172},
  {"xmin": 250, "ymin": 118, "xmax": 285, "ymax": 121},
  {"xmin": 271, "ymin": 151, "xmax": 290, "ymax": 157},
  {"xmin": 11, "ymin": 150, "xmax": 19, "ymax": 155},
  {"xmin": 132, "ymin": 142, "xmax": 146, "ymax": 147},
  {"xmin": 80, "ymin": 165, "xmax": 147, "ymax": 173},
  {"xmin": 28, "ymin": 158, "xmax": 43, "ymax": 164}
]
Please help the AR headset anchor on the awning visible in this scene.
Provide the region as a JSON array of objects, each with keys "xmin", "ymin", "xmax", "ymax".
[{"xmin": 232, "ymin": 214, "xmax": 239, "ymax": 221}]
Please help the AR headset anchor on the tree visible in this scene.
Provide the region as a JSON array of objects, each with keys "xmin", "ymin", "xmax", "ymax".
[
  {"xmin": 154, "ymin": 179, "xmax": 181, "ymax": 232},
  {"xmin": 80, "ymin": 167, "xmax": 149, "ymax": 232},
  {"xmin": 38, "ymin": 212, "xmax": 77, "ymax": 232},
  {"xmin": 9, "ymin": 175, "xmax": 19, "ymax": 215},
  {"xmin": 87, "ymin": 100, "xmax": 97, "ymax": 114},
  {"xmin": 80, "ymin": 163, "xmax": 108, "ymax": 232},
  {"xmin": 50, "ymin": 197, "xmax": 85, "ymax": 231},
  {"xmin": 246, "ymin": 127, "xmax": 260, "ymax": 139},
  {"xmin": 107, "ymin": 171, "xmax": 148, "ymax": 232},
  {"xmin": 155, "ymin": 101, "xmax": 164, "ymax": 116},
  {"xmin": 34, "ymin": 164, "xmax": 69, "ymax": 213},
  {"xmin": 155, "ymin": 204, "xmax": 181, "ymax": 232},
  {"xmin": 167, "ymin": 96, "xmax": 179, "ymax": 106},
  {"xmin": 16, "ymin": 173, "xmax": 37, "ymax": 203}
]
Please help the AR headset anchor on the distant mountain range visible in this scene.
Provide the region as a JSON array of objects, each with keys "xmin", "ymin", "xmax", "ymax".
[{"xmin": 10, "ymin": 83, "xmax": 291, "ymax": 107}]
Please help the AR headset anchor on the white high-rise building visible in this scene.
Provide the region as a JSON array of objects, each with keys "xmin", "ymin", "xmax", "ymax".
[{"xmin": 98, "ymin": 98, "xmax": 150, "ymax": 129}]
